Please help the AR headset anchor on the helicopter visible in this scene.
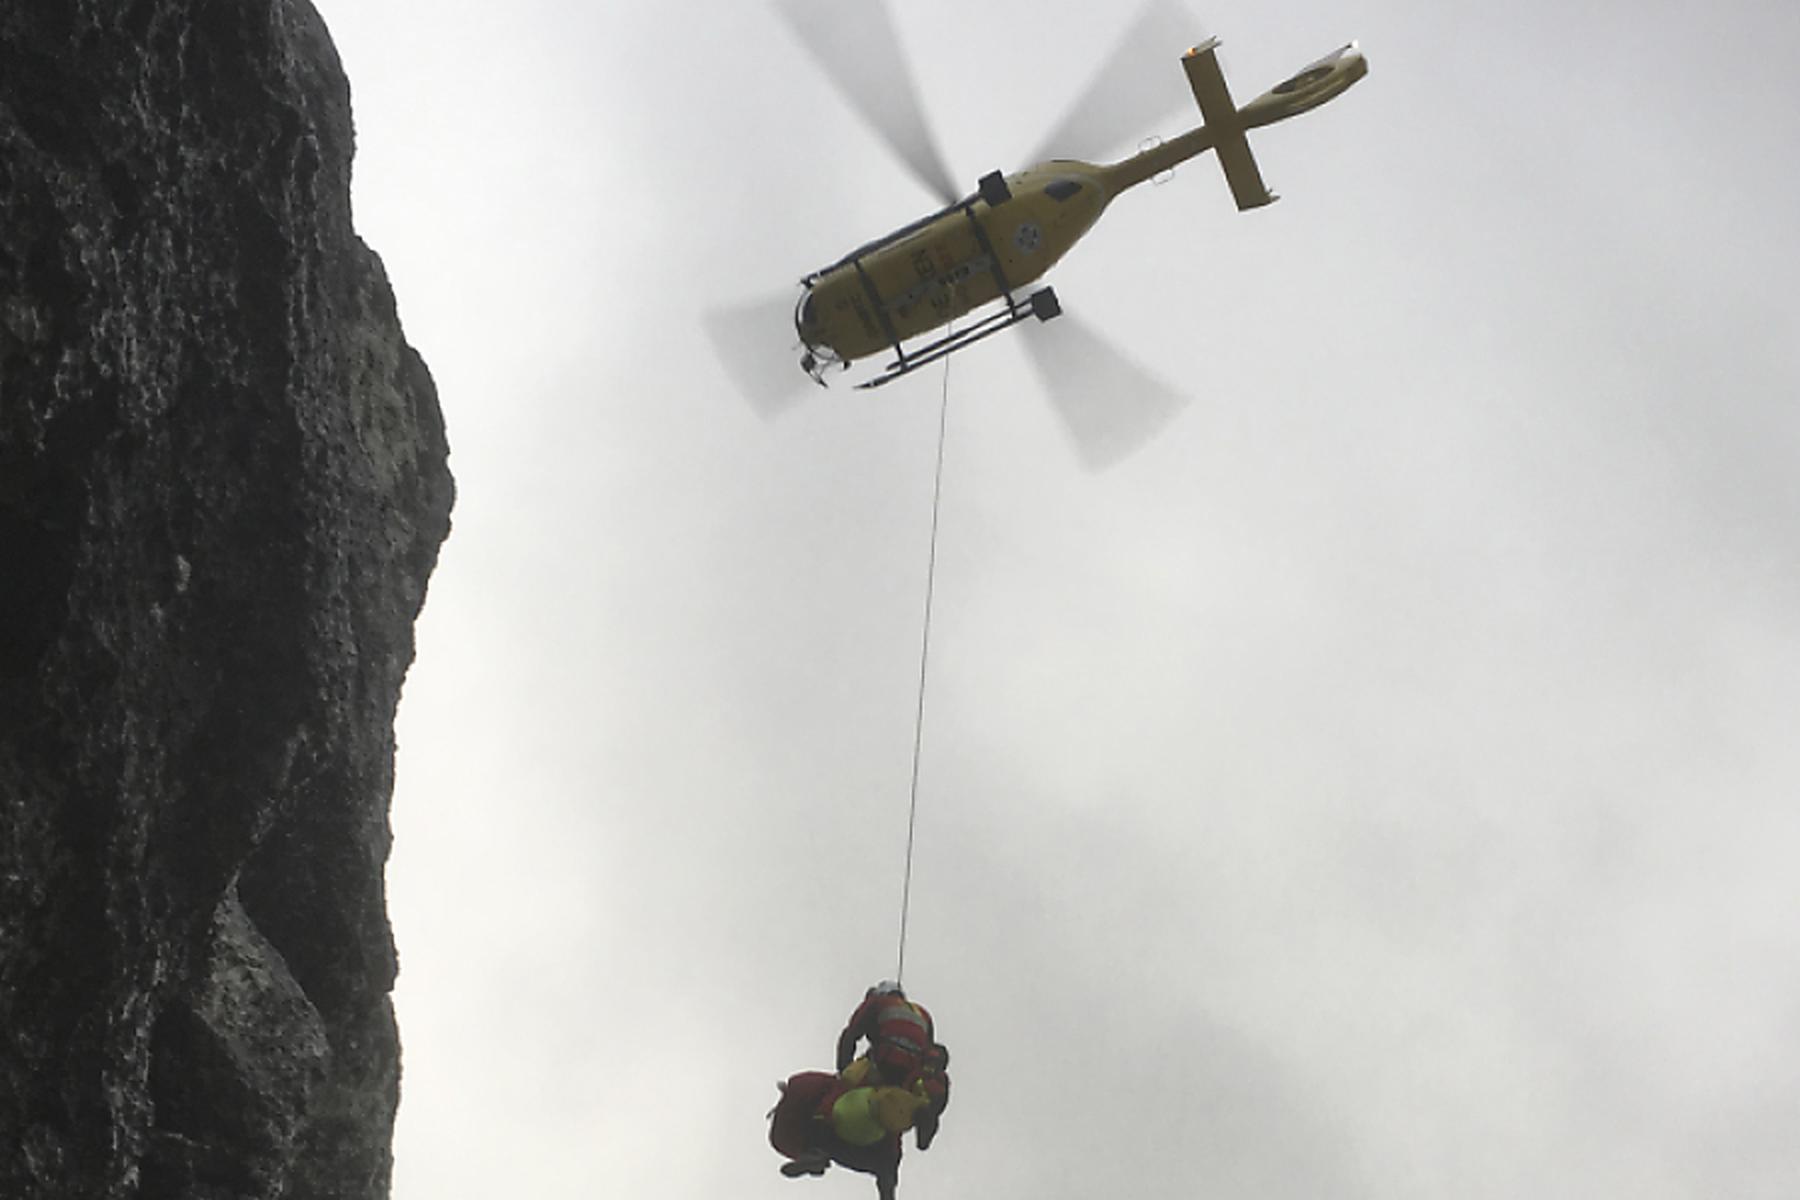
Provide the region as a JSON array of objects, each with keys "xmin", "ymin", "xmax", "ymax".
[
  {"xmin": 708, "ymin": 1, "xmax": 1368, "ymax": 464},
  {"xmin": 797, "ymin": 37, "xmax": 1368, "ymax": 390}
]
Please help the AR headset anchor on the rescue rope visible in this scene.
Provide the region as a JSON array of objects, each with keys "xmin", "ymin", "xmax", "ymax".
[{"xmin": 896, "ymin": 341, "xmax": 953, "ymax": 986}]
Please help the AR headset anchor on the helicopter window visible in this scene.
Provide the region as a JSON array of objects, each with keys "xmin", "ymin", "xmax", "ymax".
[{"xmin": 1044, "ymin": 179, "xmax": 1083, "ymax": 201}]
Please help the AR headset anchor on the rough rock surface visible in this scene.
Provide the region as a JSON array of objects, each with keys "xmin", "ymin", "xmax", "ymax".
[{"xmin": 1, "ymin": 3, "xmax": 453, "ymax": 1197}]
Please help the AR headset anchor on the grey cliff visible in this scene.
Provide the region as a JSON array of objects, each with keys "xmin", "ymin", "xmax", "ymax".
[{"xmin": 1, "ymin": 3, "xmax": 453, "ymax": 1197}]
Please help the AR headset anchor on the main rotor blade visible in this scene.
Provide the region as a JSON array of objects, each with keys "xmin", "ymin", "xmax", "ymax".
[
  {"xmin": 1022, "ymin": 0, "xmax": 1200, "ymax": 167},
  {"xmin": 703, "ymin": 292, "xmax": 809, "ymax": 419},
  {"xmin": 774, "ymin": 0, "xmax": 961, "ymax": 205},
  {"xmin": 1021, "ymin": 310, "xmax": 1188, "ymax": 471}
]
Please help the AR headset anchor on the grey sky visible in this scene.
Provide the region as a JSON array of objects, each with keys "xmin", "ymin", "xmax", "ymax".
[{"xmin": 311, "ymin": 1, "xmax": 1800, "ymax": 1197}]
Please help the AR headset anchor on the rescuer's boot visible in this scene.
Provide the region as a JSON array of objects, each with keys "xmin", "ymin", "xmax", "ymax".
[{"xmin": 780, "ymin": 1151, "xmax": 830, "ymax": 1178}]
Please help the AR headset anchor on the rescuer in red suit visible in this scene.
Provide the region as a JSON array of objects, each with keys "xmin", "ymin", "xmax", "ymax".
[
  {"xmin": 837, "ymin": 980, "xmax": 935, "ymax": 1083},
  {"xmin": 768, "ymin": 982, "xmax": 952, "ymax": 1198},
  {"xmin": 836, "ymin": 980, "xmax": 950, "ymax": 1150}
]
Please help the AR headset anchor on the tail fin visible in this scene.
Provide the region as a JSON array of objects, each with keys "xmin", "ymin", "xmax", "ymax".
[{"xmin": 1181, "ymin": 39, "xmax": 1275, "ymax": 210}]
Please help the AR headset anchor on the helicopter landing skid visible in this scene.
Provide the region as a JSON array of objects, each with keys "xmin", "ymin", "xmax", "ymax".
[{"xmin": 857, "ymin": 287, "xmax": 1061, "ymax": 390}]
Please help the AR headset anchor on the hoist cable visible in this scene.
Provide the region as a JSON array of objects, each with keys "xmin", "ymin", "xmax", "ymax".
[{"xmin": 896, "ymin": 344, "xmax": 953, "ymax": 986}]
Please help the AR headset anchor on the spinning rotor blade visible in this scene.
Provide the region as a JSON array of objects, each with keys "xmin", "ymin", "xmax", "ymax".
[
  {"xmin": 774, "ymin": 0, "xmax": 960, "ymax": 205},
  {"xmin": 1021, "ymin": 309, "xmax": 1188, "ymax": 471},
  {"xmin": 1023, "ymin": 0, "xmax": 1200, "ymax": 167},
  {"xmin": 703, "ymin": 292, "xmax": 808, "ymax": 419}
]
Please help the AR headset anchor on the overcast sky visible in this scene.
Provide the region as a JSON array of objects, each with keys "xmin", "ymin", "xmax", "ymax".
[{"xmin": 308, "ymin": 2, "xmax": 1800, "ymax": 1197}]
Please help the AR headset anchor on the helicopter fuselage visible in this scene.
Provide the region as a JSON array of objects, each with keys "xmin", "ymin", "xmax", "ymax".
[{"xmin": 796, "ymin": 163, "xmax": 1111, "ymax": 368}]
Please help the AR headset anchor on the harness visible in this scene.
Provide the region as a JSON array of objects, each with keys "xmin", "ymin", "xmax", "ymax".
[{"xmin": 869, "ymin": 999, "xmax": 930, "ymax": 1076}]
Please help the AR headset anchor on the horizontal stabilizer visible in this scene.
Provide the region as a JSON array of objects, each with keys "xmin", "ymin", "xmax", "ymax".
[
  {"xmin": 1214, "ymin": 131, "xmax": 1274, "ymax": 211},
  {"xmin": 1181, "ymin": 39, "xmax": 1275, "ymax": 211}
]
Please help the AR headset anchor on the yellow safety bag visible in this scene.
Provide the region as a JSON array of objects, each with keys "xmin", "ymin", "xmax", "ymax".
[{"xmin": 830, "ymin": 1084, "xmax": 928, "ymax": 1147}]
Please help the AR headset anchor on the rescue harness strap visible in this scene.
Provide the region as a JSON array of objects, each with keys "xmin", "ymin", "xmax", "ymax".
[{"xmin": 897, "ymin": 335, "xmax": 953, "ymax": 986}]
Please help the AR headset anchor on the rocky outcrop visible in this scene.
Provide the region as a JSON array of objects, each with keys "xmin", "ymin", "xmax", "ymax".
[{"xmin": 1, "ymin": 3, "xmax": 452, "ymax": 1197}]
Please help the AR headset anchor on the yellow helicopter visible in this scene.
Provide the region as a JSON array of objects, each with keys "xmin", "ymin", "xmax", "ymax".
[
  {"xmin": 795, "ymin": 36, "xmax": 1368, "ymax": 389},
  {"xmin": 709, "ymin": 1, "xmax": 1368, "ymax": 461}
]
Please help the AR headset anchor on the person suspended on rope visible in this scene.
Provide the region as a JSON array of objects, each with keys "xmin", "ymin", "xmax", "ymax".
[
  {"xmin": 768, "ymin": 984, "xmax": 951, "ymax": 1197},
  {"xmin": 836, "ymin": 980, "xmax": 939, "ymax": 1085},
  {"xmin": 768, "ymin": 1067, "xmax": 940, "ymax": 1200}
]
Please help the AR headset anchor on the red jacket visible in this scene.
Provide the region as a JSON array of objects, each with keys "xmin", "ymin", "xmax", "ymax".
[
  {"xmin": 908, "ymin": 1045, "xmax": 950, "ymax": 1150},
  {"xmin": 837, "ymin": 991, "xmax": 935, "ymax": 1076}
]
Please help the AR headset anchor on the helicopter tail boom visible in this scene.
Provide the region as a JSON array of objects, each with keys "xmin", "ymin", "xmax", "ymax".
[{"xmin": 1101, "ymin": 39, "xmax": 1368, "ymax": 205}]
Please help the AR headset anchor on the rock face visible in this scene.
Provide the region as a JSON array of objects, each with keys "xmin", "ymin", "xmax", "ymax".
[{"xmin": 0, "ymin": 4, "xmax": 452, "ymax": 1197}]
